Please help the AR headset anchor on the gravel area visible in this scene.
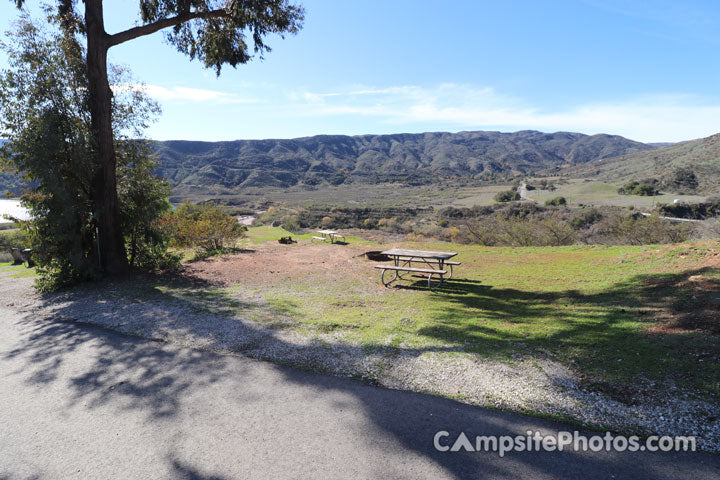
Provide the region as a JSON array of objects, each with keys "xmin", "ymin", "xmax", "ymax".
[{"xmin": 2, "ymin": 271, "xmax": 719, "ymax": 453}]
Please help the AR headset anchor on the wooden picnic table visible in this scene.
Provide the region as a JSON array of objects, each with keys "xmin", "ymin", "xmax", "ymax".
[
  {"xmin": 313, "ymin": 230, "xmax": 346, "ymax": 244},
  {"xmin": 375, "ymin": 248, "xmax": 459, "ymax": 289}
]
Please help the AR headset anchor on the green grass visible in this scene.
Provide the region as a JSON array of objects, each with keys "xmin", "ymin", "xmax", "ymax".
[
  {"xmin": 0, "ymin": 262, "xmax": 37, "ymax": 278},
  {"xmin": 526, "ymin": 178, "xmax": 707, "ymax": 207},
  {"xmin": 244, "ymin": 225, "xmax": 310, "ymax": 243},
  {"xmin": 243, "ymin": 225, "xmax": 374, "ymax": 247},
  {"xmin": 219, "ymin": 229, "xmax": 720, "ymax": 398}
]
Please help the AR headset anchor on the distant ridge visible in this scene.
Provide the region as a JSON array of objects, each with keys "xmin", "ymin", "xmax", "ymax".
[
  {"xmin": 0, "ymin": 130, "xmax": 664, "ymax": 195},
  {"xmin": 573, "ymin": 132, "xmax": 720, "ymax": 193},
  {"xmin": 150, "ymin": 129, "xmax": 655, "ymax": 191}
]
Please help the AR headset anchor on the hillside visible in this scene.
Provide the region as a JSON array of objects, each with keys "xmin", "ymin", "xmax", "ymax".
[
  {"xmin": 151, "ymin": 130, "xmax": 654, "ymax": 191},
  {"xmin": 573, "ymin": 133, "xmax": 720, "ymax": 193},
  {"xmin": 0, "ymin": 130, "xmax": 655, "ymax": 195}
]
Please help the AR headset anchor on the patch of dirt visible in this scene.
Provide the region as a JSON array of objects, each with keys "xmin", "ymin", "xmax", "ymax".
[
  {"xmin": 641, "ymin": 264, "xmax": 720, "ymax": 336},
  {"xmin": 180, "ymin": 241, "xmax": 370, "ymax": 286}
]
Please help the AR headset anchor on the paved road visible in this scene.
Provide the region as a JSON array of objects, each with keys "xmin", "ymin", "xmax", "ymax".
[
  {"xmin": 1, "ymin": 306, "xmax": 718, "ymax": 479},
  {"xmin": 518, "ymin": 182, "xmax": 528, "ymax": 200}
]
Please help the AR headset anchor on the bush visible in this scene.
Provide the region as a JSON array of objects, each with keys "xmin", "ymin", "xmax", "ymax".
[
  {"xmin": 494, "ymin": 189, "xmax": 521, "ymax": 202},
  {"xmin": 618, "ymin": 180, "xmax": 660, "ymax": 196},
  {"xmin": 466, "ymin": 212, "xmax": 575, "ymax": 246},
  {"xmin": 157, "ymin": 202, "xmax": 245, "ymax": 252},
  {"xmin": 0, "ymin": 229, "xmax": 29, "ymax": 250},
  {"xmin": 664, "ymin": 167, "xmax": 699, "ymax": 194},
  {"xmin": 280, "ymin": 215, "xmax": 302, "ymax": 233},
  {"xmin": 569, "ymin": 208, "xmax": 602, "ymax": 229},
  {"xmin": 659, "ymin": 201, "xmax": 720, "ymax": 220},
  {"xmin": 545, "ymin": 196, "xmax": 567, "ymax": 206},
  {"xmin": 588, "ymin": 213, "xmax": 691, "ymax": 245}
]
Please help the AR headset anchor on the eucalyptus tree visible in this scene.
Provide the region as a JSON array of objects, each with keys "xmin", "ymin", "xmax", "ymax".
[
  {"xmin": 0, "ymin": 16, "xmax": 173, "ymax": 289},
  {"xmin": 9, "ymin": 0, "xmax": 304, "ymax": 274}
]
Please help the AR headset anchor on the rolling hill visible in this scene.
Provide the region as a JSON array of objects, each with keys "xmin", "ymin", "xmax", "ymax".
[
  {"xmin": 0, "ymin": 129, "xmax": 659, "ymax": 196},
  {"xmin": 573, "ymin": 133, "xmax": 720, "ymax": 193},
  {"xmin": 151, "ymin": 129, "xmax": 654, "ymax": 191}
]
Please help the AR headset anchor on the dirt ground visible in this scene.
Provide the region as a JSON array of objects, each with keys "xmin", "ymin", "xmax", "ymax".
[{"xmin": 181, "ymin": 241, "xmax": 371, "ymax": 286}]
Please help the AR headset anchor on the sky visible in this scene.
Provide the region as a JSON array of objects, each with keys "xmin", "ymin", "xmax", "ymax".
[{"xmin": 1, "ymin": 0, "xmax": 720, "ymax": 143}]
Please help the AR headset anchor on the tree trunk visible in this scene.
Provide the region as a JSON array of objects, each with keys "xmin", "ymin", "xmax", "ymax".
[{"xmin": 85, "ymin": 0, "xmax": 128, "ymax": 274}]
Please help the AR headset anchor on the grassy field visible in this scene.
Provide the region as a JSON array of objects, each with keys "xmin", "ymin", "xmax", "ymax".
[
  {"xmin": 224, "ymin": 227, "xmax": 720, "ymax": 399},
  {"xmin": 0, "ymin": 261, "xmax": 36, "ymax": 278},
  {"xmin": 177, "ymin": 178, "xmax": 714, "ymax": 215},
  {"xmin": 525, "ymin": 178, "xmax": 707, "ymax": 208}
]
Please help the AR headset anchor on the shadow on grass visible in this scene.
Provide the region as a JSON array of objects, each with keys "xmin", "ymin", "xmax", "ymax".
[
  {"xmin": 389, "ymin": 267, "xmax": 720, "ymax": 396},
  {"xmin": 3, "ymin": 268, "xmax": 720, "ymax": 478}
]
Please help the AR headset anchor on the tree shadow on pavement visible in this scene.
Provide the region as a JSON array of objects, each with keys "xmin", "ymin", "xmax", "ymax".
[{"xmin": 2, "ymin": 270, "xmax": 719, "ymax": 479}]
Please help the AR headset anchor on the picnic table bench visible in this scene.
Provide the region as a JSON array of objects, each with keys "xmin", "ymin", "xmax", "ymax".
[
  {"xmin": 375, "ymin": 248, "xmax": 459, "ymax": 289},
  {"xmin": 312, "ymin": 230, "xmax": 346, "ymax": 244}
]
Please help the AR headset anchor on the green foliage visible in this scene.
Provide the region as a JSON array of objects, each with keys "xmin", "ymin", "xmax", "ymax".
[
  {"xmin": 0, "ymin": 18, "xmax": 100, "ymax": 289},
  {"xmin": 136, "ymin": 0, "xmax": 305, "ymax": 74},
  {"xmin": 569, "ymin": 207, "xmax": 602, "ymax": 229},
  {"xmin": 544, "ymin": 196, "xmax": 567, "ymax": 206},
  {"xmin": 0, "ymin": 228, "xmax": 29, "ymax": 250},
  {"xmin": 659, "ymin": 201, "xmax": 720, "ymax": 220},
  {"xmin": 117, "ymin": 142, "xmax": 179, "ymax": 270},
  {"xmin": 617, "ymin": 180, "xmax": 660, "ymax": 196},
  {"xmin": 536, "ymin": 179, "xmax": 557, "ymax": 191},
  {"xmin": 157, "ymin": 202, "xmax": 245, "ymax": 252},
  {"xmin": 664, "ymin": 167, "xmax": 699, "ymax": 194},
  {"xmin": 494, "ymin": 189, "xmax": 521, "ymax": 202},
  {"xmin": 0, "ymin": 17, "xmax": 171, "ymax": 290}
]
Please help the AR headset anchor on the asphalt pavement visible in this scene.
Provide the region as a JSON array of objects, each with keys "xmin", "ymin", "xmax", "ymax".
[{"xmin": 1, "ymin": 305, "xmax": 718, "ymax": 479}]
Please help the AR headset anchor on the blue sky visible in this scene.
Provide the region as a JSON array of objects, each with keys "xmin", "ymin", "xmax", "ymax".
[{"xmin": 2, "ymin": 0, "xmax": 720, "ymax": 142}]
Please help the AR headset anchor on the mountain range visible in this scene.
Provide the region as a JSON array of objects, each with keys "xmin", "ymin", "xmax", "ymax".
[
  {"xmin": 3, "ymin": 129, "xmax": 720, "ymax": 195},
  {"xmin": 152, "ymin": 130, "xmax": 654, "ymax": 190},
  {"xmin": 573, "ymin": 133, "xmax": 720, "ymax": 191}
]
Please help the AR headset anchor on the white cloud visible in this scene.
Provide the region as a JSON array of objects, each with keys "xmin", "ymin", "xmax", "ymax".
[
  {"xmin": 286, "ymin": 84, "xmax": 720, "ymax": 142},
  {"xmin": 114, "ymin": 84, "xmax": 260, "ymax": 104}
]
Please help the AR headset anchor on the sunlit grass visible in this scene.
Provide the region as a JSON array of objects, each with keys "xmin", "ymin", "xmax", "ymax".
[{"xmin": 221, "ymin": 230, "xmax": 720, "ymax": 397}]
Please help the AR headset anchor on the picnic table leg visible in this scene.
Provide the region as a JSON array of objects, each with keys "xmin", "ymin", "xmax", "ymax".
[
  {"xmin": 427, "ymin": 271, "xmax": 446, "ymax": 289},
  {"xmin": 381, "ymin": 268, "xmax": 398, "ymax": 287},
  {"xmin": 396, "ymin": 257, "xmax": 412, "ymax": 280},
  {"xmin": 439, "ymin": 259, "xmax": 452, "ymax": 279}
]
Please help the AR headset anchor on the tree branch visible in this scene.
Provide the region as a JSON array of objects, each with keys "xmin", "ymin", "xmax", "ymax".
[{"xmin": 107, "ymin": 9, "xmax": 230, "ymax": 48}]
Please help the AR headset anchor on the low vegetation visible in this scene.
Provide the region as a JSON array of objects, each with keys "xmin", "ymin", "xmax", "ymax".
[
  {"xmin": 156, "ymin": 202, "xmax": 246, "ymax": 254},
  {"xmin": 544, "ymin": 196, "xmax": 567, "ymax": 206},
  {"xmin": 618, "ymin": 180, "xmax": 660, "ymax": 196},
  {"xmin": 493, "ymin": 189, "xmax": 521, "ymax": 202},
  {"xmin": 185, "ymin": 227, "xmax": 720, "ymax": 405}
]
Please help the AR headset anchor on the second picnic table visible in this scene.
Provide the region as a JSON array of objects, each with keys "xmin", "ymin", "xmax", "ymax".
[
  {"xmin": 312, "ymin": 230, "xmax": 346, "ymax": 244},
  {"xmin": 375, "ymin": 248, "xmax": 459, "ymax": 289}
]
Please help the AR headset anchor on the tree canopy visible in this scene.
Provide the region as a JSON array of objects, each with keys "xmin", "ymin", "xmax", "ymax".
[
  {"xmin": 14, "ymin": 1, "xmax": 305, "ymax": 72},
  {"xmin": 0, "ymin": 15, "xmax": 176, "ymax": 289},
  {"xmin": 7, "ymin": 0, "xmax": 304, "ymax": 275}
]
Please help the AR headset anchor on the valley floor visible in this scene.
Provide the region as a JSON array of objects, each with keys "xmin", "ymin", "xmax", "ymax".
[{"xmin": 2, "ymin": 228, "xmax": 719, "ymax": 452}]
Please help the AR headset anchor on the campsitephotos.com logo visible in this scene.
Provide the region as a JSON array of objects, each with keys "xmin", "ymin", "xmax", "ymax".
[{"xmin": 434, "ymin": 430, "xmax": 697, "ymax": 457}]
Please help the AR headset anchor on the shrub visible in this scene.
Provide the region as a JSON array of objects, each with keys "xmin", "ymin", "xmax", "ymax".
[
  {"xmin": 494, "ymin": 189, "xmax": 521, "ymax": 202},
  {"xmin": 618, "ymin": 180, "xmax": 660, "ymax": 196},
  {"xmin": 281, "ymin": 215, "xmax": 302, "ymax": 233},
  {"xmin": 589, "ymin": 212, "xmax": 691, "ymax": 245},
  {"xmin": 545, "ymin": 196, "xmax": 567, "ymax": 206},
  {"xmin": 157, "ymin": 202, "xmax": 245, "ymax": 252},
  {"xmin": 569, "ymin": 208, "xmax": 602, "ymax": 229},
  {"xmin": 466, "ymin": 213, "xmax": 575, "ymax": 247},
  {"xmin": 664, "ymin": 167, "xmax": 699, "ymax": 194},
  {"xmin": 0, "ymin": 228, "xmax": 29, "ymax": 250}
]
